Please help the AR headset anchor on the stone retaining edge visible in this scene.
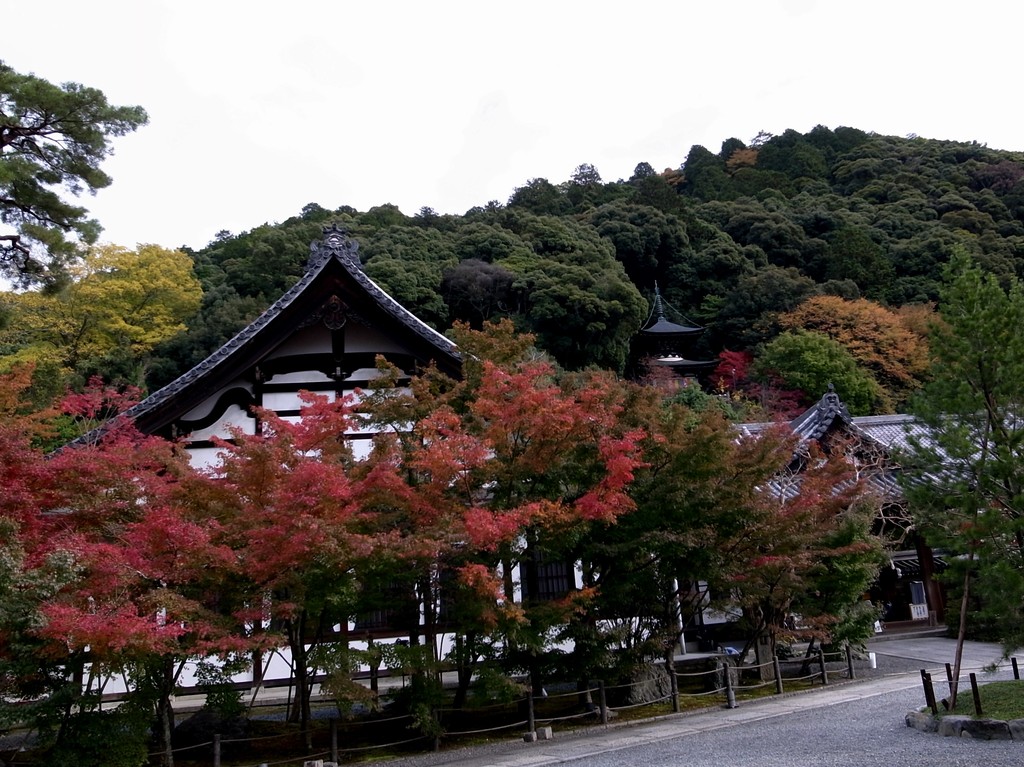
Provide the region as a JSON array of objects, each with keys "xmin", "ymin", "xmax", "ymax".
[{"xmin": 906, "ymin": 711, "xmax": 1024, "ymax": 740}]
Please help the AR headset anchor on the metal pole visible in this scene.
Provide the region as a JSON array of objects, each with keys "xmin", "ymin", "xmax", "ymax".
[
  {"xmin": 723, "ymin": 662, "xmax": 737, "ymax": 709},
  {"xmin": 432, "ymin": 707, "xmax": 440, "ymax": 752},
  {"xmin": 213, "ymin": 734, "xmax": 221, "ymax": 767},
  {"xmin": 669, "ymin": 666, "xmax": 680, "ymax": 713}
]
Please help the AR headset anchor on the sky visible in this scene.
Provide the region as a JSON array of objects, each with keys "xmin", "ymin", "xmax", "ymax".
[{"xmin": 5, "ymin": 0, "xmax": 1023, "ymax": 253}]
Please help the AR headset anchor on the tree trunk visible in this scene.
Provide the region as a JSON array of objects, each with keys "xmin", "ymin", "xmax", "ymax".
[
  {"xmin": 55, "ymin": 652, "xmax": 86, "ymax": 747},
  {"xmin": 152, "ymin": 656, "xmax": 181, "ymax": 767},
  {"xmin": 949, "ymin": 553, "xmax": 974, "ymax": 709},
  {"xmin": 452, "ymin": 630, "xmax": 478, "ymax": 709},
  {"xmin": 286, "ymin": 614, "xmax": 313, "ymax": 742},
  {"xmin": 155, "ymin": 694, "xmax": 175, "ymax": 767}
]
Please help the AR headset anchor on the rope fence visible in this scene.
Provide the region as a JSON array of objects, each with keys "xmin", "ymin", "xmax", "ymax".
[
  {"xmin": 781, "ymin": 669, "xmax": 820, "ymax": 683},
  {"xmin": 146, "ymin": 739, "xmax": 214, "ymax": 758},
  {"xmin": 83, "ymin": 644, "xmax": 881, "ymax": 766},
  {"xmin": 733, "ymin": 678, "xmax": 776, "ymax": 692},
  {"xmin": 535, "ymin": 710, "xmax": 598, "ymax": 724},
  {"xmin": 333, "ymin": 734, "xmax": 428, "ymax": 752},
  {"xmin": 222, "ymin": 729, "xmax": 318, "ymax": 745},
  {"xmin": 537, "ymin": 686, "xmax": 600, "ymax": 701},
  {"xmin": 608, "ymin": 692, "xmax": 674, "ymax": 711},
  {"xmin": 443, "ymin": 719, "xmax": 529, "ymax": 736},
  {"xmin": 437, "ymin": 699, "xmax": 520, "ymax": 714},
  {"xmin": 674, "ymin": 667, "xmax": 720, "ymax": 679},
  {"xmin": 677, "ymin": 685, "xmax": 727, "ymax": 697}
]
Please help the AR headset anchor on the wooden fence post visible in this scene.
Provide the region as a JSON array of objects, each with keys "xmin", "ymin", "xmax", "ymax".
[
  {"xmin": 598, "ymin": 680, "xmax": 609, "ymax": 725},
  {"xmin": 773, "ymin": 656, "xmax": 784, "ymax": 695},
  {"xmin": 970, "ymin": 673, "xmax": 983, "ymax": 716},
  {"xmin": 817, "ymin": 648, "xmax": 828, "ymax": 686},
  {"xmin": 920, "ymin": 670, "xmax": 938, "ymax": 715}
]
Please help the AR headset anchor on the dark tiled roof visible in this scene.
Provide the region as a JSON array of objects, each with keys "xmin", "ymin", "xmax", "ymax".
[
  {"xmin": 68, "ymin": 225, "xmax": 461, "ymax": 446},
  {"xmin": 739, "ymin": 387, "xmax": 928, "ymax": 455},
  {"xmin": 737, "ymin": 386, "xmax": 923, "ymax": 502},
  {"xmin": 789, "ymin": 384, "xmax": 853, "ymax": 442},
  {"xmin": 640, "ymin": 316, "xmax": 704, "ymax": 337},
  {"xmin": 308, "ymin": 225, "xmax": 460, "ymax": 359}
]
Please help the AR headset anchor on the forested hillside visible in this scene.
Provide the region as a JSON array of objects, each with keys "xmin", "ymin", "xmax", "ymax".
[{"xmin": 8, "ymin": 125, "xmax": 1024, "ymax": 416}]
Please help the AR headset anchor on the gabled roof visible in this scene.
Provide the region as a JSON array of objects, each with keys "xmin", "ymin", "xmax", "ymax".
[
  {"xmin": 738, "ymin": 387, "xmax": 897, "ymax": 501},
  {"xmin": 738, "ymin": 386, "xmax": 940, "ymax": 498},
  {"xmin": 788, "ymin": 383, "xmax": 853, "ymax": 442},
  {"xmin": 74, "ymin": 225, "xmax": 461, "ymax": 442},
  {"xmin": 739, "ymin": 385, "xmax": 926, "ymax": 454}
]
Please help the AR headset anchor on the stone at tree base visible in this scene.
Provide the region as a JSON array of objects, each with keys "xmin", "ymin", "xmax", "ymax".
[
  {"xmin": 958, "ymin": 718, "xmax": 1012, "ymax": 740},
  {"xmin": 908, "ymin": 711, "xmax": 1024, "ymax": 740},
  {"xmin": 905, "ymin": 711, "xmax": 938, "ymax": 732},
  {"xmin": 937, "ymin": 715, "xmax": 971, "ymax": 737}
]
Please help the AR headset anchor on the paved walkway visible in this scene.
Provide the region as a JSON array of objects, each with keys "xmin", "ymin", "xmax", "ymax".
[
  {"xmin": 374, "ymin": 637, "xmax": 1020, "ymax": 767},
  {"xmin": 869, "ymin": 635, "xmax": 1010, "ymax": 670}
]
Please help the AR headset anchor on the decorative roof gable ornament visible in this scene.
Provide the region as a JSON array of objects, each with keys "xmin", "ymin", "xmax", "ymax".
[
  {"xmin": 817, "ymin": 382, "xmax": 848, "ymax": 418},
  {"xmin": 791, "ymin": 383, "xmax": 854, "ymax": 443},
  {"xmin": 307, "ymin": 223, "xmax": 361, "ymax": 270}
]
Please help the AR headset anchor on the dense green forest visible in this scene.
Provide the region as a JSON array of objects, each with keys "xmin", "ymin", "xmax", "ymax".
[{"xmin": 7, "ymin": 125, "xmax": 1024, "ymax": 416}]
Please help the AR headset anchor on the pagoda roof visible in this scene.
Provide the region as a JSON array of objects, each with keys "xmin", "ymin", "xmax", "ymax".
[
  {"xmin": 640, "ymin": 316, "xmax": 705, "ymax": 338},
  {"xmin": 639, "ymin": 286, "xmax": 704, "ymax": 338},
  {"xmin": 72, "ymin": 225, "xmax": 461, "ymax": 443},
  {"xmin": 652, "ymin": 354, "xmax": 717, "ymax": 371}
]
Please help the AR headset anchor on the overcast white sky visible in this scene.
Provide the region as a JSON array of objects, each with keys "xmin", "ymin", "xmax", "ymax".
[{"xmin": 5, "ymin": 0, "xmax": 1022, "ymax": 253}]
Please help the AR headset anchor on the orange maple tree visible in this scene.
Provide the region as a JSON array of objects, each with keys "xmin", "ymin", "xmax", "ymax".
[{"xmin": 778, "ymin": 295, "xmax": 931, "ymax": 408}]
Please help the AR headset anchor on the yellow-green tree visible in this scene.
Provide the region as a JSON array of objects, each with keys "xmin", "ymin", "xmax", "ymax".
[{"xmin": 0, "ymin": 244, "xmax": 202, "ymax": 388}]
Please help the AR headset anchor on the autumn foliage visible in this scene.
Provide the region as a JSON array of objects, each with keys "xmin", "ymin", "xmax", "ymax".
[
  {"xmin": 777, "ymin": 295, "xmax": 931, "ymax": 408},
  {"xmin": 0, "ymin": 324, "xmax": 884, "ymax": 760}
]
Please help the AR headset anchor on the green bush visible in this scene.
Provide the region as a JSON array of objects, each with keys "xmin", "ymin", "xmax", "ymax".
[{"xmin": 46, "ymin": 708, "xmax": 150, "ymax": 767}]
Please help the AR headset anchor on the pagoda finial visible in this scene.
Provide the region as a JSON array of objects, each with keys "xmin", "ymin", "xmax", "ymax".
[{"xmin": 653, "ymin": 282, "xmax": 667, "ymax": 322}]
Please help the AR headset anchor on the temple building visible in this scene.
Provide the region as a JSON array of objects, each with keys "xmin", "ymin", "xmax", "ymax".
[
  {"xmin": 740, "ymin": 385, "xmax": 947, "ymax": 629},
  {"xmin": 81, "ymin": 224, "xmax": 461, "ymax": 468},
  {"xmin": 631, "ymin": 285, "xmax": 716, "ymax": 384}
]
